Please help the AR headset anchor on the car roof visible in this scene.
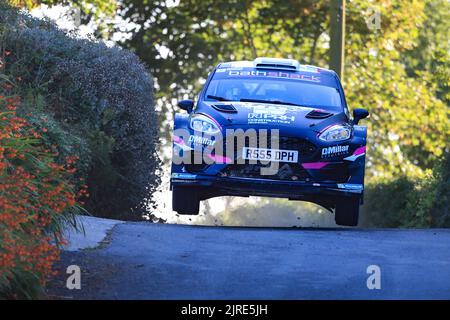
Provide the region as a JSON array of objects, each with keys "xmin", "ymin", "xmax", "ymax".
[{"xmin": 216, "ymin": 57, "xmax": 335, "ymax": 76}]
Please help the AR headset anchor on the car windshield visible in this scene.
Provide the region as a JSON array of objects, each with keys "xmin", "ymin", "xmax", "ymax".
[{"xmin": 205, "ymin": 77, "xmax": 342, "ymax": 111}]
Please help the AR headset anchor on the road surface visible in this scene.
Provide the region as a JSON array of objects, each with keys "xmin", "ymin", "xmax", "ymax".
[{"xmin": 47, "ymin": 219, "xmax": 450, "ymax": 299}]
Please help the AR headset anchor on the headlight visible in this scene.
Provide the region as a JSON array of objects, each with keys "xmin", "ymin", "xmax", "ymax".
[
  {"xmin": 190, "ymin": 114, "xmax": 220, "ymax": 134},
  {"xmin": 318, "ymin": 124, "xmax": 352, "ymax": 142}
]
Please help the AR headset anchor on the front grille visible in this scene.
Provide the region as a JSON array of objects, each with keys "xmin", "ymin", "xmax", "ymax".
[
  {"xmin": 221, "ymin": 135, "xmax": 319, "ymax": 181},
  {"xmin": 220, "ymin": 134, "xmax": 350, "ymax": 182},
  {"xmin": 222, "ymin": 162, "xmax": 311, "ymax": 181},
  {"xmin": 278, "ymin": 137, "xmax": 317, "ymax": 156},
  {"xmin": 308, "ymin": 162, "xmax": 350, "ymax": 183},
  {"xmin": 221, "ymin": 161, "xmax": 350, "ymax": 182}
]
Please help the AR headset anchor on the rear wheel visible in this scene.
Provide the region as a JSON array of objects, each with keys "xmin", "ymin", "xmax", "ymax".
[
  {"xmin": 335, "ymin": 198, "xmax": 360, "ymax": 226},
  {"xmin": 172, "ymin": 185, "xmax": 201, "ymax": 215}
]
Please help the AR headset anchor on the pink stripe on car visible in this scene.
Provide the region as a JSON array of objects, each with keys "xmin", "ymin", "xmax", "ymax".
[
  {"xmin": 301, "ymin": 162, "xmax": 329, "ymax": 169},
  {"xmin": 353, "ymin": 146, "xmax": 366, "ymax": 155}
]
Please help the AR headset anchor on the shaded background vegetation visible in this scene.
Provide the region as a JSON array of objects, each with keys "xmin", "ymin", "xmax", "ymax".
[
  {"xmin": 1, "ymin": 2, "xmax": 160, "ymax": 219},
  {"xmin": 3, "ymin": 0, "xmax": 450, "ymax": 227}
]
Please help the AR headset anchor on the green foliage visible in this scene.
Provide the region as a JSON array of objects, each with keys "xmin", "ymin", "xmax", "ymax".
[
  {"xmin": 0, "ymin": 1, "xmax": 161, "ymax": 218},
  {"xmin": 428, "ymin": 153, "xmax": 450, "ymax": 226},
  {"xmin": 9, "ymin": 0, "xmax": 118, "ymax": 38},
  {"xmin": 361, "ymin": 153, "xmax": 450, "ymax": 228},
  {"xmin": 402, "ymin": 0, "xmax": 450, "ymax": 105},
  {"xmin": 345, "ymin": 0, "xmax": 449, "ymax": 174}
]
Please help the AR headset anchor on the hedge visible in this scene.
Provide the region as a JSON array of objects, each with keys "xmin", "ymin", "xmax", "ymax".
[
  {"xmin": 360, "ymin": 153, "xmax": 450, "ymax": 228},
  {"xmin": 1, "ymin": 1, "xmax": 161, "ymax": 298},
  {"xmin": 0, "ymin": 2, "xmax": 161, "ymax": 219}
]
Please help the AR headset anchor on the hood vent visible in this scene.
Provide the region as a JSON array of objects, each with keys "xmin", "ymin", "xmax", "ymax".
[
  {"xmin": 212, "ymin": 104, "xmax": 237, "ymax": 113},
  {"xmin": 305, "ymin": 109, "xmax": 333, "ymax": 119}
]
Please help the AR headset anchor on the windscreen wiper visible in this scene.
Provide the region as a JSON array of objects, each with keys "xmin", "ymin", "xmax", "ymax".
[
  {"xmin": 239, "ymin": 98, "xmax": 303, "ymax": 107},
  {"xmin": 207, "ymin": 95, "xmax": 230, "ymax": 101}
]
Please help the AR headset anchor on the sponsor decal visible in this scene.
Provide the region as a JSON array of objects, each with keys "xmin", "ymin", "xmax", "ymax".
[
  {"xmin": 248, "ymin": 105, "xmax": 296, "ymax": 124},
  {"xmin": 248, "ymin": 112, "xmax": 295, "ymax": 125},
  {"xmin": 236, "ymin": 102, "xmax": 311, "ymax": 113},
  {"xmin": 228, "ymin": 70, "xmax": 320, "ymax": 82},
  {"xmin": 321, "ymin": 145, "xmax": 349, "ymax": 157},
  {"xmin": 188, "ymin": 135, "xmax": 216, "ymax": 146},
  {"xmin": 337, "ymin": 183, "xmax": 364, "ymax": 192},
  {"xmin": 217, "ymin": 67, "xmax": 244, "ymax": 73},
  {"xmin": 171, "ymin": 173, "xmax": 197, "ymax": 179},
  {"xmin": 252, "ymin": 105, "xmax": 288, "ymax": 115},
  {"xmin": 173, "ymin": 136, "xmax": 193, "ymax": 152},
  {"xmin": 297, "ymin": 65, "xmax": 320, "ymax": 73}
]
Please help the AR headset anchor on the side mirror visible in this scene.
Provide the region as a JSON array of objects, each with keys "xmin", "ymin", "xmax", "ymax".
[
  {"xmin": 177, "ymin": 100, "xmax": 194, "ymax": 113},
  {"xmin": 353, "ymin": 108, "xmax": 369, "ymax": 125}
]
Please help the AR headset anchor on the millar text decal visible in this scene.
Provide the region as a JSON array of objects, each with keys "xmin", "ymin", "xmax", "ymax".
[{"xmin": 322, "ymin": 145, "xmax": 349, "ymax": 157}]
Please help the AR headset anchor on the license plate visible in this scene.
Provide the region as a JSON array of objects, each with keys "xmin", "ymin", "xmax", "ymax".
[{"xmin": 242, "ymin": 147, "xmax": 298, "ymax": 163}]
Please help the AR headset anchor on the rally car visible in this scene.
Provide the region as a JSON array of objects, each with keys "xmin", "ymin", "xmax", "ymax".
[{"xmin": 170, "ymin": 57, "xmax": 369, "ymax": 226}]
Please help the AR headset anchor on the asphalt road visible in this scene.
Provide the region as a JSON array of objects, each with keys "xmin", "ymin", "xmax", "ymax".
[{"xmin": 48, "ymin": 221, "xmax": 450, "ymax": 299}]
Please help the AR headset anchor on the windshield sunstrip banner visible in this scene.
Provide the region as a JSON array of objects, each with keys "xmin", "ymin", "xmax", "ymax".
[{"xmin": 215, "ymin": 68, "xmax": 321, "ymax": 83}]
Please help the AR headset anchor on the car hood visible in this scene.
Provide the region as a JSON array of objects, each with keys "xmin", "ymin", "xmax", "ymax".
[{"xmin": 199, "ymin": 101, "xmax": 348, "ymax": 133}]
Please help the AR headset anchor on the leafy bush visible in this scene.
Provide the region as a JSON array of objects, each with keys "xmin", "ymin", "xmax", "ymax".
[
  {"xmin": 0, "ymin": 2, "xmax": 160, "ymax": 218},
  {"xmin": 0, "ymin": 91, "xmax": 81, "ymax": 299},
  {"xmin": 361, "ymin": 153, "xmax": 450, "ymax": 228}
]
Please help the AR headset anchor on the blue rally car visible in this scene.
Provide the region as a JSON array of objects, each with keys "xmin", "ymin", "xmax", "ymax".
[{"xmin": 171, "ymin": 57, "xmax": 369, "ymax": 226}]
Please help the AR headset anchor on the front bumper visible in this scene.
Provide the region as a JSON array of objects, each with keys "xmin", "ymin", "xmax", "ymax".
[
  {"xmin": 171, "ymin": 115, "xmax": 367, "ymax": 205},
  {"xmin": 171, "ymin": 172, "xmax": 363, "ymax": 199}
]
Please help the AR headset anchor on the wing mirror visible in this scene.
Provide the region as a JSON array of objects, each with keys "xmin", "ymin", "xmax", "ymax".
[
  {"xmin": 353, "ymin": 108, "xmax": 369, "ymax": 125},
  {"xmin": 177, "ymin": 100, "xmax": 194, "ymax": 113}
]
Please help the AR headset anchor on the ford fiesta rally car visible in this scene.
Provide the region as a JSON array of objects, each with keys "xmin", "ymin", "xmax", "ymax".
[{"xmin": 171, "ymin": 57, "xmax": 369, "ymax": 226}]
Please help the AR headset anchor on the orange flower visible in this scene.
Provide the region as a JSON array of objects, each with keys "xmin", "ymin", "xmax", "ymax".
[{"xmin": 1, "ymin": 92, "xmax": 82, "ymax": 294}]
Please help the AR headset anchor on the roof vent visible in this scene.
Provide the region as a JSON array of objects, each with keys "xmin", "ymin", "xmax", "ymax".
[{"xmin": 254, "ymin": 57, "xmax": 301, "ymax": 71}]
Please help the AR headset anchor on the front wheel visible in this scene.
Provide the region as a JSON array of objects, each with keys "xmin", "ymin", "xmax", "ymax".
[
  {"xmin": 172, "ymin": 185, "xmax": 200, "ymax": 215},
  {"xmin": 335, "ymin": 198, "xmax": 360, "ymax": 226}
]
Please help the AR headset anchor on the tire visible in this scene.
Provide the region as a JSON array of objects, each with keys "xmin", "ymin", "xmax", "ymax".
[
  {"xmin": 335, "ymin": 198, "xmax": 360, "ymax": 226},
  {"xmin": 172, "ymin": 185, "xmax": 200, "ymax": 215}
]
